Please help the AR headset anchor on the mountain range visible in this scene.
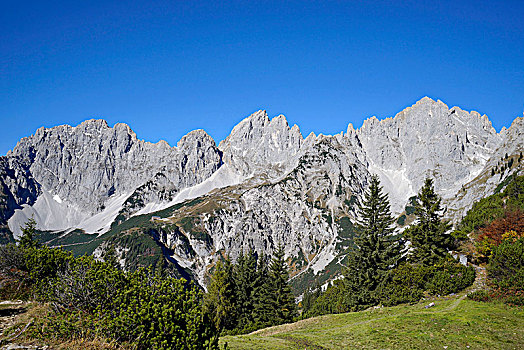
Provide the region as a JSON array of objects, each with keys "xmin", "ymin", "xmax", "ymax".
[{"xmin": 1, "ymin": 97, "xmax": 522, "ymax": 292}]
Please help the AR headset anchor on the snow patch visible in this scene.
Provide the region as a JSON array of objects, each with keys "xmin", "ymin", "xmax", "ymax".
[
  {"xmin": 8, "ymin": 191, "xmax": 87, "ymax": 238},
  {"xmin": 8, "ymin": 191, "xmax": 131, "ymax": 238},
  {"xmin": 133, "ymin": 164, "xmax": 245, "ymax": 216},
  {"xmin": 368, "ymin": 162, "xmax": 415, "ymax": 215},
  {"xmin": 78, "ymin": 193, "xmax": 131, "ymax": 235}
]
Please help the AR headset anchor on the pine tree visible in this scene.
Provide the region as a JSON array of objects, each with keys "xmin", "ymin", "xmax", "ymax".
[
  {"xmin": 301, "ymin": 282, "xmax": 321, "ymax": 316},
  {"xmin": 17, "ymin": 217, "xmax": 39, "ymax": 249},
  {"xmin": 103, "ymin": 244, "xmax": 121, "ymax": 270},
  {"xmin": 204, "ymin": 258, "xmax": 236, "ymax": 333},
  {"xmin": 233, "ymin": 250, "xmax": 258, "ymax": 330},
  {"xmin": 342, "ymin": 175, "xmax": 402, "ymax": 310},
  {"xmin": 405, "ymin": 178, "xmax": 452, "ymax": 265},
  {"xmin": 254, "ymin": 245, "xmax": 296, "ymax": 326},
  {"xmin": 251, "ymin": 253, "xmax": 270, "ymax": 327}
]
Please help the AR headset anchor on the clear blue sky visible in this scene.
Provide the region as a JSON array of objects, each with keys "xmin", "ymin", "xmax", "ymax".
[{"xmin": 2, "ymin": 0, "xmax": 523, "ymax": 155}]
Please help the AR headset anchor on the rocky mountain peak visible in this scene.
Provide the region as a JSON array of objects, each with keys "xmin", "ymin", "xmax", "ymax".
[
  {"xmin": 218, "ymin": 110, "xmax": 305, "ymax": 177},
  {"xmin": 355, "ymin": 97, "xmax": 503, "ymax": 213},
  {"xmin": 177, "ymin": 129, "xmax": 216, "ymax": 149},
  {"xmin": 4, "ymin": 119, "xmax": 223, "ymax": 236},
  {"xmin": 78, "ymin": 118, "xmax": 110, "ymax": 128}
]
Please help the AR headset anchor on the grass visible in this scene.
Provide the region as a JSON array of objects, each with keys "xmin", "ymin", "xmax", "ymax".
[
  {"xmin": 220, "ymin": 298, "xmax": 524, "ymax": 350},
  {"xmin": 0, "ymin": 302, "xmax": 130, "ymax": 350}
]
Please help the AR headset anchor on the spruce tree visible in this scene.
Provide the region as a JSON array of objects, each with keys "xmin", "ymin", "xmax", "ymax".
[
  {"xmin": 343, "ymin": 175, "xmax": 402, "ymax": 310},
  {"xmin": 251, "ymin": 253, "xmax": 271, "ymax": 327},
  {"xmin": 405, "ymin": 177, "xmax": 452, "ymax": 265},
  {"xmin": 17, "ymin": 217, "xmax": 39, "ymax": 249},
  {"xmin": 301, "ymin": 282, "xmax": 321, "ymax": 316},
  {"xmin": 233, "ymin": 250, "xmax": 258, "ymax": 331},
  {"xmin": 204, "ymin": 258, "xmax": 236, "ymax": 333},
  {"xmin": 254, "ymin": 245, "xmax": 296, "ymax": 326}
]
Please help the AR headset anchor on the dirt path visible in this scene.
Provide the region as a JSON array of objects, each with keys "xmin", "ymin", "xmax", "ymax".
[
  {"xmin": 440, "ymin": 264, "xmax": 487, "ymax": 312},
  {"xmin": 0, "ymin": 301, "xmax": 48, "ymax": 350}
]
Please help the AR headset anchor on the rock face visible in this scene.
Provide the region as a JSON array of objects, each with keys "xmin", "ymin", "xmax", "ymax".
[
  {"xmin": 1, "ymin": 97, "xmax": 522, "ymax": 292},
  {"xmin": 355, "ymin": 97, "xmax": 502, "ymax": 212},
  {"xmin": 0, "ymin": 156, "xmax": 40, "ymax": 242},
  {"xmin": 3, "ymin": 120, "xmax": 222, "ymax": 236},
  {"xmin": 218, "ymin": 110, "xmax": 305, "ymax": 178},
  {"xmin": 445, "ymin": 116, "xmax": 524, "ymax": 222}
]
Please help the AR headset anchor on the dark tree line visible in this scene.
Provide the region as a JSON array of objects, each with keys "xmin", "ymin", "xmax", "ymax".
[{"xmin": 205, "ymin": 245, "xmax": 296, "ymax": 334}]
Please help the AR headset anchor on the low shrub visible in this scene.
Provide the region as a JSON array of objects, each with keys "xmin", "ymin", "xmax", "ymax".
[
  {"xmin": 2, "ymin": 240, "xmax": 219, "ymax": 350},
  {"xmin": 425, "ymin": 258, "xmax": 476, "ymax": 296},
  {"xmin": 24, "ymin": 246, "xmax": 74, "ymax": 298},
  {"xmin": 378, "ymin": 259, "xmax": 475, "ymax": 306},
  {"xmin": 488, "ymin": 237, "xmax": 524, "ymax": 290},
  {"xmin": 0, "ymin": 243, "xmax": 31, "ymax": 300},
  {"xmin": 467, "ymin": 290, "xmax": 491, "ymax": 302},
  {"xmin": 99, "ymin": 269, "xmax": 217, "ymax": 349},
  {"xmin": 28, "ymin": 256, "xmax": 219, "ymax": 350},
  {"xmin": 378, "ymin": 263, "xmax": 427, "ymax": 306},
  {"xmin": 468, "ymin": 288, "xmax": 524, "ymax": 306}
]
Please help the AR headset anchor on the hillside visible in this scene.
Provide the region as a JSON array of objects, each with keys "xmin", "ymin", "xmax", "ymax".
[{"xmin": 220, "ymin": 298, "xmax": 524, "ymax": 349}]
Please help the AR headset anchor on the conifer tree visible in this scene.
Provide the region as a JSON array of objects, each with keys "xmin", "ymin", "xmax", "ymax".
[
  {"xmin": 204, "ymin": 258, "xmax": 236, "ymax": 333},
  {"xmin": 343, "ymin": 175, "xmax": 401, "ymax": 310},
  {"xmin": 233, "ymin": 250, "xmax": 258, "ymax": 330},
  {"xmin": 254, "ymin": 245, "xmax": 296, "ymax": 326},
  {"xmin": 405, "ymin": 177, "xmax": 452, "ymax": 265},
  {"xmin": 17, "ymin": 217, "xmax": 39, "ymax": 249},
  {"xmin": 251, "ymin": 253, "xmax": 270, "ymax": 326},
  {"xmin": 301, "ymin": 282, "xmax": 321, "ymax": 316}
]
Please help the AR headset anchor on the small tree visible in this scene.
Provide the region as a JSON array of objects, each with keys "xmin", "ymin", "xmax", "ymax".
[
  {"xmin": 17, "ymin": 217, "xmax": 40, "ymax": 250},
  {"xmin": 405, "ymin": 178, "xmax": 452, "ymax": 265},
  {"xmin": 254, "ymin": 245, "xmax": 296, "ymax": 326},
  {"xmin": 233, "ymin": 250, "xmax": 258, "ymax": 330},
  {"xmin": 343, "ymin": 175, "xmax": 402, "ymax": 309},
  {"xmin": 102, "ymin": 244, "xmax": 121, "ymax": 270},
  {"xmin": 204, "ymin": 258, "xmax": 236, "ymax": 334},
  {"xmin": 488, "ymin": 237, "xmax": 524, "ymax": 290}
]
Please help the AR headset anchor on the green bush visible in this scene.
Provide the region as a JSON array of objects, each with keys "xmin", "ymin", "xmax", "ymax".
[
  {"xmin": 378, "ymin": 263, "xmax": 427, "ymax": 306},
  {"xmin": 306, "ymin": 257, "xmax": 476, "ymax": 314},
  {"xmin": 16, "ymin": 245, "xmax": 219, "ymax": 349},
  {"xmin": 488, "ymin": 237, "xmax": 524, "ymax": 290},
  {"xmin": 98, "ymin": 269, "xmax": 217, "ymax": 349},
  {"xmin": 47, "ymin": 255, "xmax": 126, "ymax": 313},
  {"xmin": 24, "ymin": 246, "xmax": 73, "ymax": 298},
  {"xmin": 467, "ymin": 290, "xmax": 491, "ymax": 302},
  {"xmin": 33, "ymin": 261, "xmax": 218, "ymax": 349},
  {"xmin": 378, "ymin": 259, "xmax": 475, "ymax": 306},
  {"xmin": 425, "ymin": 258, "xmax": 476, "ymax": 296}
]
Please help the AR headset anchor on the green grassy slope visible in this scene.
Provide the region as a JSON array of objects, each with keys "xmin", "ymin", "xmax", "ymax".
[{"xmin": 221, "ymin": 298, "xmax": 523, "ymax": 349}]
